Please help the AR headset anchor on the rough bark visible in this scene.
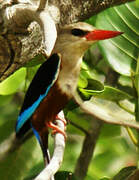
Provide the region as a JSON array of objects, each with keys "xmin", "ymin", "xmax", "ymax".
[{"xmin": 0, "ymin": 0, "xmax": 133, "ymax": 81}]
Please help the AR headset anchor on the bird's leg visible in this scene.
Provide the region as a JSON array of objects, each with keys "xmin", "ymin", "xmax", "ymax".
[
  {"xmin": 46, "ymin": 114, "xmax": 67, "ymax": 139},
  {"xmin": 55, "ymin": 114, "xmax": 67, "ymax": 126},
  {"xmin": 46, "ymin": 121, "xmax": 66, "ymax": 136},
  {"xmin": 54, "ymin": 112, "xmax": 67, "ymax": 136}
]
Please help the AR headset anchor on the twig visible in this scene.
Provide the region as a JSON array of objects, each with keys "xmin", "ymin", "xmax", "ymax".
[
  {"xmin": 34, "ymin": 117, "xmax": 66, "ymax": 180},
  {"xmin": 74, "ymin": 118, "xmax": 102, "ymax": 180},
  {"xmin": 125, "ymin": 127, "xmax": 138, "ymax": 146},
  {"xmin": 70, "ymin": 121, "xmax": 89, "ymax": 135}
]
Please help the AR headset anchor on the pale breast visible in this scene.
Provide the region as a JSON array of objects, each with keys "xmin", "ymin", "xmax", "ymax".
[{"xmin": 57, "ymin": 56, "xmax": 82, "ymax": 96}]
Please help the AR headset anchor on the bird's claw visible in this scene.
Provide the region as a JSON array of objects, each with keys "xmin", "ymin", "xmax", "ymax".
[
  {"xmin": 56, "ymin": 114, "xmax": 67, "ymax": 126},
  {"xmin": 46, "ymin": 120, "xmax": 67, "ymax": 139}
]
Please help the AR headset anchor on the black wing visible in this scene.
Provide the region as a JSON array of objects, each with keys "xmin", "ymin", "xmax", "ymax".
[{"xmin": 16, "ymin": 53, "xmax": 61, "ymax": 138}]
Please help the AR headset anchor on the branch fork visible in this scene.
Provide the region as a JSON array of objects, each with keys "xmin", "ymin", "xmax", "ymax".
[{"xmin": 2, "ymin": 0, "xmax": 57, "ymax": 57}]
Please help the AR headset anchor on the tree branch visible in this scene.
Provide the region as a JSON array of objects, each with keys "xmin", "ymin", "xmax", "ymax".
[
  {"xmin": 50, "ymin": 0, "xmax": 133, "ymax": 25},
  {"xmin": 34, "ymin": 118, "xmax": 66, "ymax": 180},
  {"xmin": 74, "ymin": 117, "xmax": 102, "ymax": 180},
  {"xmin": 0, "ymin": 0, "xmax": 133, "ymax": 81},
  {"xmin": 70, "ymin": 121, "xmax": 90, "ymax": 135},
  {"xmin": 38, "ymin": 0, "xmax": 48, "ymax": 11}
]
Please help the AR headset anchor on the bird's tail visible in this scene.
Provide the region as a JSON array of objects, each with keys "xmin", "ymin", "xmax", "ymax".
[
  {"xmin": 39, "ymin": 131, "xmax": 50, "ymax": 165},
  {"xmin": 31, "ymin": 126, "xmax": 50, "ymax": 166}
]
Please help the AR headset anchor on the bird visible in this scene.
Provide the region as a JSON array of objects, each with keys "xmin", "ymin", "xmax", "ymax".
[{"xmin": 15, "ymin": 22, "xmax": 123, "ymax": 165}]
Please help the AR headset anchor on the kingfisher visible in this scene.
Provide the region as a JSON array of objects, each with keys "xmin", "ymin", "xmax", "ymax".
[{"xmin": 15, "ymin": 22, "xmax": 123, "ymax": 164}]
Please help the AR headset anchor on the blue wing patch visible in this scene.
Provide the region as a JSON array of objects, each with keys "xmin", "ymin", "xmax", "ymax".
[
  {"xmin": 16, "ymin": 53, "xmax": 61, "ymax": 137},
  {"xmin": 16, "ymin": 89, "xmax": 50, "ymax": 132},
  {"xmin": 31, "ymin": 123, "xmax": 41, "ymax": 143}
]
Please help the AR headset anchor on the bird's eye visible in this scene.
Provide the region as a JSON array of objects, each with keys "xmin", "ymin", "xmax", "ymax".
[{"xmin": 71, "ymin": 28, "xmax": 89, "ymax": 36}]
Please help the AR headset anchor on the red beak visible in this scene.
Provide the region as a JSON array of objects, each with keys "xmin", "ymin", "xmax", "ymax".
[{"xmin": 85, "ymin": 29, "xmax": 123, "ymax": 41}]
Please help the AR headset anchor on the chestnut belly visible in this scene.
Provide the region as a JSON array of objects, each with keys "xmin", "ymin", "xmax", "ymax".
[{"xmin": 31, "ymin": 83, "xmax": 70, "ymax": 132}]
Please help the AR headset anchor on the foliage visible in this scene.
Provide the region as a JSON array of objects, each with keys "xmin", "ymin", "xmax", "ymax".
[{"xmin": 0, "ymin": 1, "xmax": 138, "ymax": 180}]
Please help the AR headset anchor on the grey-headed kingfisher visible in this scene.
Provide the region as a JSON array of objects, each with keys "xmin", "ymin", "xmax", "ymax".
[{"xmin": 15, "ymin": 22, "xmax": 123, "ymax": 164}]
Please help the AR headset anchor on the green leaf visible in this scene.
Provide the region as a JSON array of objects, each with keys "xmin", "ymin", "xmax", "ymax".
[
  {"xmin": 79, "ymin": 83, "xmax": 132, "ymax": 102},
  {"xmin": 78, "ymin": 73, "xmax": 88, "ymax": 88},
  {"xmin": 79, "ymin": 79, "xmax": 104, "ymax": 100},
  {"xmin": 84, "ymin": 97, "xmax": 139, "ymax": 129},
  {"xmin": 24, "ymin": 54, "xmax": 46, "ymax": 67},
  {"xmin": 135, "ymin": 56, "xmax": 139, "ymax": 96},
  {"xmin": 0, "ymin": 95, "xmax": 13, "ymax": 106},
  {"xmin": 82, "ymin": 53, "xmax": 106, "ymax": 82},
  {"xmin": 131, "ymin": 56, "xmax": 139, "ymax": 121},
  {"xmin": 96, "ymin": 2, "xmax": 138, "ymax": 76},
  {"xmin": 86, "ymin": 15, "xmax": 97, "ymax": 26},
  {"xmin": 25, "ymin": 64, "xmax": 41, "ymax": 85},
  {"xmin": 118, "ymin": 75, "xmax": 132, "ymax": 87},
  {"xmin": 0, "ymin": 68, "xmax": 26, "ymax": 95},
  {"xmin": 95, "ymin": 86, "xmax": 133, "ymax": 101},
  {"xmin": 136, "ymin": 0, "xmax": 139, "ymax": 7},
  {"xmin": 118, "ymin": 99, "xmax": 135, "ymax": 115},
  {"xmin": 113, "ymin": 166, "xmax": 137, "ymax": 180}
]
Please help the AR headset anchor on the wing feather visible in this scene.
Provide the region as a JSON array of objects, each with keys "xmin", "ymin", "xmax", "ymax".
[{"xmin": 16, "ymin": 53, "xmax": 61, "ymax": 137}]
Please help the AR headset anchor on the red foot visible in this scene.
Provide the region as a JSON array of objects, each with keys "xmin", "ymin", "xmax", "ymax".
[
  {"xmin": 46, "ymin": 121, "xmax": 67, "ymax": 139},
  {"xmin": 55, "ymin": 114, "xmax": 67, "ymax": 126}
]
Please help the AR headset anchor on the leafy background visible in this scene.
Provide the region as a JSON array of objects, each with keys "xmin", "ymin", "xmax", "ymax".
[{"xmin": 0, "ymin": 1, "xmax": 138, "ymax": 180}]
